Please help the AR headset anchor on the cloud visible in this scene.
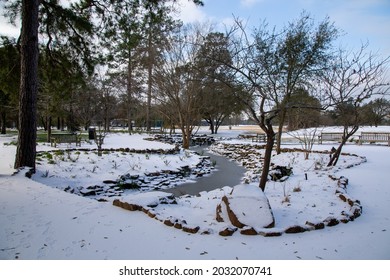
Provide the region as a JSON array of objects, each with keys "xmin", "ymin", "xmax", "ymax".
[
  {"xmin": 0, "ymin": 15, "xmax": 20, "ymax": 38},
  {"xmin": 175, "ymin": 0, "xmax": 208, "ymax": 23}
]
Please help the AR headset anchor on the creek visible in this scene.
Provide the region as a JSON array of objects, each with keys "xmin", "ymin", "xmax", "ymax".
[{"xmin": 163, "ymin": 146, "xmax": 246, "ymax": 196}]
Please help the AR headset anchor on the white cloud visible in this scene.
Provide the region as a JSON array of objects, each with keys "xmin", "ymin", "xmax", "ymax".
[
  {"xmin": 0, "ymin": 15, "xmax": 20, "ymax": 38},
  {"xmin": 175, "ymin": 0, "xmax": 208, "ymax": 23}
]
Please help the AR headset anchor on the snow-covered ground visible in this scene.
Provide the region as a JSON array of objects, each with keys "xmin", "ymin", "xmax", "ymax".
[{"xmin": 1, "ymin": 126, "xmax": 389, "ymax": 266}]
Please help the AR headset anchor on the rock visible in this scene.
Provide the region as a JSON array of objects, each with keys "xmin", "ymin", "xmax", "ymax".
[
  {"xmin": 119, "ymin": 182, "xmax": 140, "ymax": 189},
  {"xmin": 163, "ymin": 219, "xmax": 174, "ymax": 227},
  {"xmin": 215, "ymin": 204, "xmax": 224, "ymax": 222},
  {"xmin": 269, "ymin": 165, "xmax": 293, "ymax": 181},
  {"xmin": 174, "ymin": 223, "xmax": 183, "ymax": 229},
  {"xmin": 338, "ymin": 194, "xmax": 347, "ymax": 202},
  {"xmin": 79, "ymin": 188, "xmax": 97, "ymax": 196},
  {"xmin": 103, "ymin": 180, "xmax": 117, "ymax": 184},
  {"xmin": 182, "ymin": 226, "xmax": 200, "ymax": 234},
  {"xmin": 305, "ymin": 221, "xmax": 325, "ymax": 230},
  {"xmin": 219, "ymin": 227, "xmax": 237, "ymax": 236},
  {"xmin": 221, "ymin": 196, "xmax": 246, "ymax": 228},
  {"xmin": 112, "ymin": 199, "xmax": 142, "ymax": 211},
  {"xmin": 285, "ymin": 225, "xmax": 307, "ymax": 234},
  {"xmin": 218, "ymin": 184, "xmax": 275, "ymax": 229},
  {"xmin": 324, "ymin": 217, "xmax": 339, "ymax": 227},
  {"xmin": 240, "ymin": 227, "xmax": 258, "ymax": 235},
  {"xmin": 258, "ymin": 231, "xmax": 283, "ymax": 237}
]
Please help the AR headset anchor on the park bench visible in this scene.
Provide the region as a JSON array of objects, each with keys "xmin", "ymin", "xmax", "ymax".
[
  {"xmin": 318, "ymin": 132, "xmax": 344, "ymax": 144},
  {"xmin": 50, "ymin": 133, "xmax": 81, "ymax": 148},
  {"xmin": 238, "ymin": 133, "xmax": 267, "ymax": 142},
  {"xmin": 358, "ymin": 132, "xmax": 390, "ymax": 146},
  {"xmin": 251, "ymin": 133, "xmax": 267, "ymax": 142}
]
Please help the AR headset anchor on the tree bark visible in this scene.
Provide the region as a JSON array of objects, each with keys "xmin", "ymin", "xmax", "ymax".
[
  {"xmin": 276, "ymin": 108, "xmax": 287, "ymax": 154},
  {"xmin": 259, "ymin": 127, "xmax": 275, "ymax": 191},
  {"xmin": 1, "ymin": 111, "xmax": 6, "ymax": 134},
  {"xmin": 127, "ymin": 52, "xmax": 133, "ymax": 135},
  {"xmin": 46, "ymin": 116, "xmax": 52, "ymax": 143},
  {"xmin": 14, "ymin": 0, "xmax": 39, "ymax": 171},
  {"xmin": 327, "ymin": 126, "xmax": 359, "ymax": 166},
  {"xmin": 146, "ymin": 29, "xmax": 154, "ymax": 132},
  {"xmin": 327, "ymin": 141, "xmax": 345, "ymax": 167}
]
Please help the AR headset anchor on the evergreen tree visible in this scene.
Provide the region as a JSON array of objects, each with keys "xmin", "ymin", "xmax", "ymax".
[
  {"xmin": 0, "ymin": 37, "xmax": 20, "ymax": 134},
  {"xmin": 2, "ymin": 0, "xmax": 97, "ymax": 171}
]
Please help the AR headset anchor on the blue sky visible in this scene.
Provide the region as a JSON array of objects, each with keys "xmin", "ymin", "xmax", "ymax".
[
  {"xmin": 178, "ymin": 0, "xmax": 390, "ymax": 59},
  {"xmin": 1, "ymin": 0, "xmax": 389, "ymax": 59}
]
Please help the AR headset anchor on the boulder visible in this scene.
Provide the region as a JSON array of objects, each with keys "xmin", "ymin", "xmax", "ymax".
[{"xmin": 217, "ymin": 184, "xmax": 275, "ymax": 229}]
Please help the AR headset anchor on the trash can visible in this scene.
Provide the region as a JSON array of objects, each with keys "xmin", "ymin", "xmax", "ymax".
[{"xmin": 88, "ymin": 127, "xmax": 96, "ymax": 140}]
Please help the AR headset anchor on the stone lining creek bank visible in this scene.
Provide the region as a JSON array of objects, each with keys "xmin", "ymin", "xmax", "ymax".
[{"xmin": 49, "ymin": 147, "xmax": 216, "ymax": 200}]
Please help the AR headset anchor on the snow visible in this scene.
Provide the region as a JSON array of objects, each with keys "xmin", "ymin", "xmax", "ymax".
[{"xmin": 1, "ymin": 126, "xmax": 390, "ymax": 265}]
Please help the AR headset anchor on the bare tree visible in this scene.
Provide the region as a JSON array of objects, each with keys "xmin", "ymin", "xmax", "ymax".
[
  {"xmin": 321, "ymin": 43, "xmax": 390, "ymax": 166},
  {"xmin": 287, "ymin": 127, "xmax": 321, "ymax": 160},
  {"xmin": 153, "ymin": 24, "xmax": 207, "ymax": 149}
]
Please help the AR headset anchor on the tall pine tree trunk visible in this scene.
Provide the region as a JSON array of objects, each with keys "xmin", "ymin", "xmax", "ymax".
[
  {"xmin": 127, "ymin": 52, "xmax": 133, "ymax": 135},
  {"xmin": 46, "ymin": 116, "xmax": 52, "ymax": 143},
  {"xmin": 14, "ymin": 0, "xmax": 39, "ymax": 171},
  {"xmin": 1, "ymin": 111, "xmax": 6, "ymax": 134},
  {"xmin": 146, "ymin": 30, "xmax": 153, "ymax": 132}
]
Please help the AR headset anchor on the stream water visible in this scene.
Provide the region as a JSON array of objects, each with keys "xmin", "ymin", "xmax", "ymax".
[{"xmin": 163, "ymin": 146, "xmax": 246, "ymax": 196}]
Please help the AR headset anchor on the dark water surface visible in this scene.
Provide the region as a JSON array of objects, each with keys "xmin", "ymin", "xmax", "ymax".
[{"xmin": 163, "ymin": 146, "xmax": 246, "ymax": 196}]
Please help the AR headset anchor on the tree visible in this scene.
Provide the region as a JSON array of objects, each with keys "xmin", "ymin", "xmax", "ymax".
[
  {"xmin": 224, "ymin": 13, "xmax": 338, "ymax": 191},
  {"xmin": 38, "ymin": 47, "xmax": 90, "ymax": 141},
  {"xmin": 102, "ymin": 0, "xmax": 144, "ymax": 134},
  {"xmin": 142, "ymin": 0, "xmax": 179, "ymax": 131},
  {"xmin": 257, "ymin": 12, "xmax": 338, "ymax": 154},
  {"xmin": 287, "ymin": 127, "xmax": 321, "ymax": 160},
  {"xmin": 195, "ymin": 32, "xmax": 245, "ymax": 134},
  {"xmin": 284, "ymin": 88, "xmax": 322, "ymax": 131},
  {"xmin": 3, "ymin": 0, "xmax": 97, "ymax": 171},
  {"xmin": 0, "ymin": 37, "xmax": 20, "ymax": 134},
  {"xmin": 363, "ymin": 98, "xmax": 390, "ymax": 126},
  {"xmin": 154, "ymin": 24, "xmax": 205, "ymax": 149},
  {"xmin": 102, "ymin": 0, "xmax": 203, "ymax": 133},
  {"xmin": 14, "ymin": 0, "xmax": 39, "ymax": 171},
  {"xmin": 321, "ymin": 44, "xmax": 390, "ymax": 166}
]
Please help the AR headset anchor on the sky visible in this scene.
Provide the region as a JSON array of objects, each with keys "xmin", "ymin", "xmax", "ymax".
[
  {"xmin": 177, "ymin": 0, "xmax": 390, "ymax": 59},
  {"xmin": 0, "ymin": 0, "xmax": 389, "ymax": 59}
]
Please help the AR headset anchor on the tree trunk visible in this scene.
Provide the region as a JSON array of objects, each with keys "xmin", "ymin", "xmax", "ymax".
[
  {"xmin": 327, "ymin": 126, "xmax": 359, "ymax": 167},
  {"xmin": 146, "ymin": 30, "xmax": 153, "ymax": 132},
  {"xmin": 327, "ymin": 140, "xmax": 346, "ymax": 166},
  {"xmin": 276, "ymin": 108, "xmax": 287, "ymax": 154},
  {"xmin": 209, "ymin": 119, "xmax": 215, "ymax": 134},
  {"xmin": 181, "ymin": 125, "xmax": 191, "ymax": 149},
  {"xmin": 259, "ymin": 129, "xmax": 275, "ymax": 191},
  {"xmin": 1, "ymin": 111, "xmax": 6, "ymax": 134},
  {"xmin": 14, "ymin": 0, "xmax": 39, "ymax": 171},
  {"xmin": 127, "ymin": 52, "xmax": 133, "ymax": 135},
  {"xmin": 46, "ymin": 116, "xmax": 52, "ymax": 143}
]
